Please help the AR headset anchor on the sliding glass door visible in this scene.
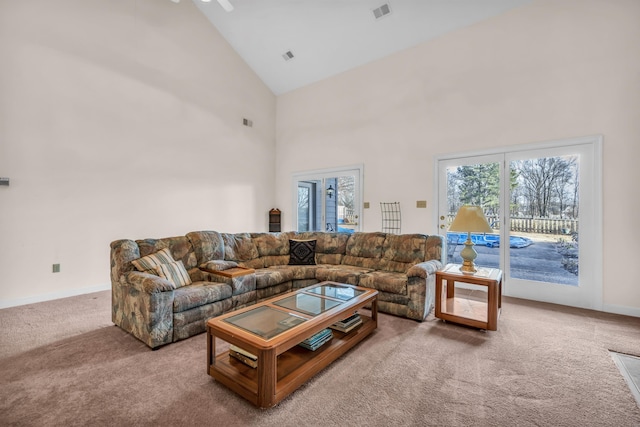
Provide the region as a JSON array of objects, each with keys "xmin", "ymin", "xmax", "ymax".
[{"xmin": 437, "ymin": 137, "xmax": 602, "ymax": 310}]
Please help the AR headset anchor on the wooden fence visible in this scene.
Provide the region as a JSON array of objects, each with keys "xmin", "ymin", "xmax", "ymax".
[{"xmin": 448, "ymin": 214, "xmax": 578, "ymax": 235}]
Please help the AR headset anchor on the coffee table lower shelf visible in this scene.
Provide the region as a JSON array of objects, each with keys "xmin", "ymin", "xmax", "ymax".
[{"xmin": 208, "ymin": 314, "xmax": 376, "ymax": 408}]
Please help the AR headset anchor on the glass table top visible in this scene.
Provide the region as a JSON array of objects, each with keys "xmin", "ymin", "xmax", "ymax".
[
  {"xmin": 222, "ymin": 284, "xmax": 367, "ymax": 339},
  {"xmin": 223, "ymin": 306, "xmax": 307, "ymax": 339},
  {"xmin": 305, "ymin": 283, "xmax": 365, "ymax": 301},
  {"xmin": 273, "ymin": 293, "xmax": 342, "ymax": 316}
]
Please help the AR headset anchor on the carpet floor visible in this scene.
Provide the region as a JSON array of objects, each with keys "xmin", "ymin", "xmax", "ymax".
[{"xmin": 1, "ymin": 290, "xmax": 639, "ymax": 426}]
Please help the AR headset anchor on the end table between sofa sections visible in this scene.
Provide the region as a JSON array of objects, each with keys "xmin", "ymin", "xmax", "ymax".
[{"xmin": 435, "ymin": 263, "xmax": 502, "ymax": 331}]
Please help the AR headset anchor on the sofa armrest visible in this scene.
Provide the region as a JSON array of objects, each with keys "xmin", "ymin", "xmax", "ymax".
[
  {"xmin": 112, "ymin": 271, "xmax": 176, "ymax": 349},
  {"xmin": 406, "ymin": 260, "xmax": 443, "ymax": 279},
  {"xmin": 125, "ymin": 271, "xmax": 176, "ymax": 293}
]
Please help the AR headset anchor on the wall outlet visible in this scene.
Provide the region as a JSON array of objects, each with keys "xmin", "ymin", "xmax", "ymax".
[
  {"xmin": 363, "ymin": 202, "xmax": 370, "ymax": 209},
  {"xmin": 416, "ymin": 200, "xmax": 427, "ymax": 208},
  {"xmin": 52, "ymin": 264, "xmax": 60, "ymax": 273}
]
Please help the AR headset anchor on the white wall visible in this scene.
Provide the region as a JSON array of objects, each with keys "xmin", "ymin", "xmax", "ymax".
[
  {"xmin": 0, "ymin": 0, "xmax": 276, "ymax": 305},
  {"xmin": 275, "ymin": 0, "xmax": 640, "ymax": 313}
]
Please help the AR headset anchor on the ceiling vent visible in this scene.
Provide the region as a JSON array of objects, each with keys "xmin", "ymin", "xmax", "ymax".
[
  {"xmin": 372, "ymin": 3, "xmax": 391, "ymax": 19},
  {"xmin": 242, "ymin": 118, "xmax": 253, "ymax": 127},
  {"xmin": 282, "ymin": 51, "xmax": 295, "ymax": 61}
]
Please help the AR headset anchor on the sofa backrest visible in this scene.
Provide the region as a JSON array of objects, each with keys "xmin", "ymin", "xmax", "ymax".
[
  {"xmin": 379, "ymin": 233, "xmax": 428, "ymax": 273},
  {"xmin": 220, "ymin": 232, "xmax": 263, "ymax": 268},
  {"xmin": 426, "ymin": 235, "xmax": 444, "ymax": 264},
  {"xmin": 186, "ymin": 231, "xmax": 225, "ymax": 266},
  {"xmin": 251, "ymin": 232, "xmax": 295, "ymax": 266},
  {"xmin": 112, "ymin": 231, "xmax": 445, "ymax": 281},
  {"xmin": 110, "ymin": 239, "xmax": 140, "ymax": 283},
  {"xmin": 342, "ymin": 232, "xmax": 387, "ymax": 269},
  {"xmin": 136, "ymin": 236, "xmax": 198, "ymax": 270},
  {"xmin": 295, "ymin": 232, "xmax": 350, "ymax": 265}
]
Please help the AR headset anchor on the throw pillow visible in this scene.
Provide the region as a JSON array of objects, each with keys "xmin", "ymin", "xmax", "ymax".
[
  {"xmin": 154, "ymin": 260, "xmax": 192, "ymax": 288},
  {"xmin": 132, "ymin": 247, "xmax": 175, "ymax": 272},
  {"xmin": 289, "ymin": 239, "xmax": 317, "ymax": 265}
]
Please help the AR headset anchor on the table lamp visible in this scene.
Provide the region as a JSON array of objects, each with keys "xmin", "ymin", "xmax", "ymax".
[{"xmin": 448, "ymin": 205, "xmax": 493, "ymax": 274}]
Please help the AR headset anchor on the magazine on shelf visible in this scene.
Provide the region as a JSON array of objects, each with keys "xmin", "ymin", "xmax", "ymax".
[
  {"xmin": 229, "ymin": 349, "xmax": 258, "ymax": 368},
  {"xmin": 336, "ymin": 312, "xmax": 360, "ymax": 325},
  {"xmin": 329, "ymin": 317, "xmax": 363, "ymax": 333},
  {"xmin": 300, "ymin": 328, "xmax": 332, "ymax": 346},
  {"xmin": 330, "ymin": 312, "xmax": 362, "ymax": 331},
  {"xmin": 230, "ymin": 344, "xmax": 257, "ymax": 361},
  {"xmin": 298, "ymin": 329, "xmax": 333, "ymax": 351}
]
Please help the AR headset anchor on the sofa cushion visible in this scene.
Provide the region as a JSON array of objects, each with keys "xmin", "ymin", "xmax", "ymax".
[
  {"xmin": 186, "ymin": 231, "xmax": 225, "ymax": 265},
  {"xmin": 342, "ymin": 232, "xmax": 387, "ymax": 269},
  {"xmin": 132, "ymin": 247, "xmax": 174, "ymax": 273},
  {"xmin": 252, "ymin": 232, "xmax": 295, "ymax": 257},
  {"xmin": 261, "ymin": 255, "xmax": 290, "ymax": 267},
  {"xmin": 254, "ymin": 268, "xmax": 295, "ymax": 290},
  {"xmin": 269, "ymin": 265, "xmax": 319, "ymax": 280},
  {"xmin": 173, "ymin": 281, "xmax": 233, "ymax": 313},
  {"xmin": 289, "ymin": 240, "xmax": 317, "ymax": 265},
  {"xmin": 315, "ymin": 265, "xmax": 373, "ymax": 286},
  {"xmin": 136, "ymin": 236, "xmax": 198, "ymax": 270},
  {"xmin": 426, "ymin": 235, "xmax": 444, "ymax": 263},
  {"xmin": 296, "ymin": 232, "xmax": 349, "ymax": 264},
  {"xmin": 379, "ymin": 234, "xmax": 428, "ymax": 273},
  {"xmin": 249, "ymin": 232, "xmax": 294, "ymax": 268},
  {"xmin": 359, "ymin": 271, "xmax": 408, "ymax": 295},
  {"xmin": 222, "ymin": 233, "xmax": 260, "ymax": 262},
  {"xmin": 155, "ymin": 260, "xmax": 192, "ymax": 288}
]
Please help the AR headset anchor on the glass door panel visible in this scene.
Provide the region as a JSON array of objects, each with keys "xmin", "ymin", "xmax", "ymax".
[
  {"xmin": 504, "ymin": 142, "xmax": 599, "ymax": 309},
  {"xmin": 293, "ymin": 167, "xmax": 362, "ymax": 233},
  {"xmin": 297, "ymin": 182, "xmax": 315, "ymax": 232},
  {"xmin": 438, "ymin": 155, "xmax": 503, "ymax": 271},
  {"xmin": 508, "ymin": 155, "xmax": 579, "ymax": 286}
]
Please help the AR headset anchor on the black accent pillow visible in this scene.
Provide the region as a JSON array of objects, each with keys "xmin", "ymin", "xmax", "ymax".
[{"xmin": 289, "ymin": 240, "xmax": 317, "ymax": 265}]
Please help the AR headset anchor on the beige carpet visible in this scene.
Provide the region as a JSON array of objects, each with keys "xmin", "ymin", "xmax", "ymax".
[{"xmin": 1, "ymin": 290, "xmax": 639, "ymax": 426}]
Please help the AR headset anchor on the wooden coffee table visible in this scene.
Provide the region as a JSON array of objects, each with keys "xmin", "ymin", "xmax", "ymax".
[{"xmin": 206, "ymin": 281, "xmax": 378, "ymax": 408}]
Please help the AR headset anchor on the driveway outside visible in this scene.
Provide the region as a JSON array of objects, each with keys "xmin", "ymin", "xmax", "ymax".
[{"xmin": 447, "ymin": 237, "xmax": 578, "ymax": 286}]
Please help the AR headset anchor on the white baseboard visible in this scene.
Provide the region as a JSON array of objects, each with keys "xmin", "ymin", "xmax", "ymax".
[
  {"xmin": 0, "ymin": 283, "xmax": 111, "ymax": 309},
  {"xmin": 602, "ymin": 303, "xmax": 640, "ymax": 318}
]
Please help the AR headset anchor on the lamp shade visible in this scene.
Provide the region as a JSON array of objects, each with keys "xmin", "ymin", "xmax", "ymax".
[{"xmin": 449, "ymin": 205, "xmax": 493, "ymax": 233}]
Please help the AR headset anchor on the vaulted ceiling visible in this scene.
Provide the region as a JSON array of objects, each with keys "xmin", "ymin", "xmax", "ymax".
[{"xmin": 191, "ymin": 0, "xmax": 532, "ymax": 95}]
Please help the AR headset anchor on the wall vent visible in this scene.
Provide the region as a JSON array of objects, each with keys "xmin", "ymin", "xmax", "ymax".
[
  {"xmin": 282, "ymin": 50, "xmax": 295, "ymax": 61},
  {"xmin": 242, "ymin": 118, "xmax": 253, "ymax": 127},
  {"xmin": 373, "ymin": 3, "xmax": 391, "ymax": 19}
]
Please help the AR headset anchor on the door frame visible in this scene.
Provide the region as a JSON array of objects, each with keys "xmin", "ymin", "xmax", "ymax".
[
  {"xmin": 434, "ymin": 135, "xmax": 603, "ymax": 311},
  {"xmin": 292, "ymin": 164, "xmax": 364, "ymax": 233}
]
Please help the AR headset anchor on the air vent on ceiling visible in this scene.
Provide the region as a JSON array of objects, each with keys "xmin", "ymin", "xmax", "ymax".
[
  {"xmin": 282, "ymin": 51, "xmax": 295, "ymax": 61},
  {"xmin": 373, "ymin": 3, "xmax": 391, "ymax": 19},
  {"xmin": 242, "ymin": 118, "xmax": 253, "ymax": 127}
]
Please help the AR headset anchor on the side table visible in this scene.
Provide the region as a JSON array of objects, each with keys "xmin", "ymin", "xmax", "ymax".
[{"xmin": 435, "ymin": 263, "xmax": 503, "ymax": 331}]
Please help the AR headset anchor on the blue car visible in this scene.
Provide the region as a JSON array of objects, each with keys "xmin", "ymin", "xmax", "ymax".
[{"xmin": 447, "ymin": 233, "xmax": 532, "ymax": 248}]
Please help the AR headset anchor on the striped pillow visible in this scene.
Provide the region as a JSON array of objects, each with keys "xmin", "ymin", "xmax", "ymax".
[
  {"xmin": 132, "ymin": 248, "xmax": 174, "ymax": 272},
  {"xmin": 155, "ymin": 260, "xmax": 192, "ymax": 288}
]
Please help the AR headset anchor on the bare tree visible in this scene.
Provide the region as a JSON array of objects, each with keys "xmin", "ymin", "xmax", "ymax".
[
  {"xmin": 513, "ymin": 156, "xmax": 578, "ymax": 217},
  {"xmin": 337, "ymin": 176, "xmax": 354, "ymax": 211}
]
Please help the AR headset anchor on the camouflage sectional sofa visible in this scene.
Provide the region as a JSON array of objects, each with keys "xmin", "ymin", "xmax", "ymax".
[{"xmin": 110, "ymin": 231, "xmax": 444, "ymax": 349}]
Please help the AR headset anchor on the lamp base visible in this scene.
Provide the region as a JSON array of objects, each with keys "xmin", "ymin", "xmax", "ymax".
[
  {"xmin": 459, "ymin": 260, "xmax": 477, "ymax": 275},
  {"xmin": 459, "ymin": 233, "xmax": 478, "ymax": 275}
]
